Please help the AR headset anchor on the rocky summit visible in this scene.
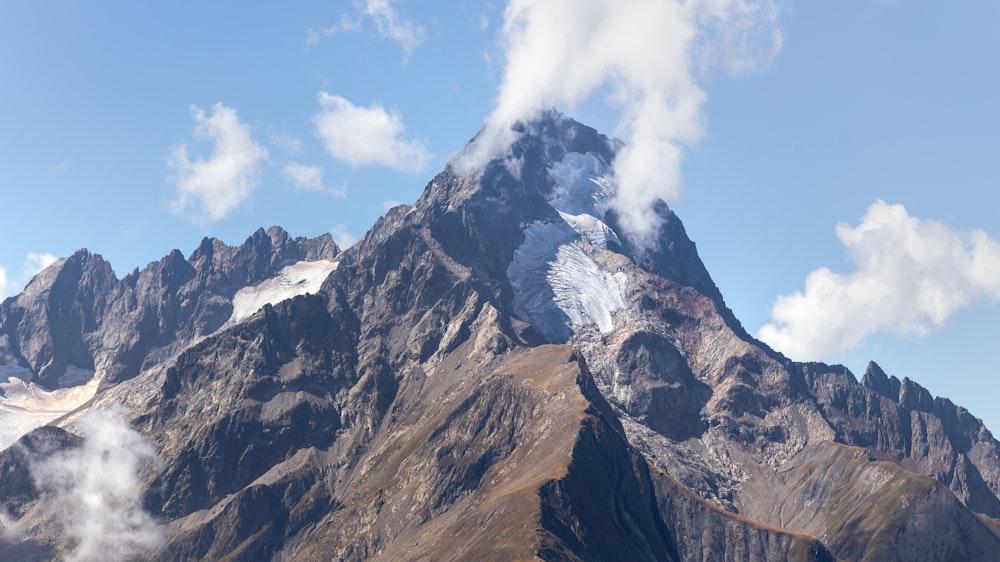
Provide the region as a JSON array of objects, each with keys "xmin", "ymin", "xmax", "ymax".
[{"xmin": 1, "ymin": 112, "xmax": 999, "ymax": 561}]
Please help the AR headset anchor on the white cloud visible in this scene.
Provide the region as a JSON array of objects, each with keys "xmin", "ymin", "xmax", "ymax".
[
  {"xmin": 757, "ymin": 200, "xmax": 1000, "ymax": 361},
  {"xmin": 24, "ymin": 252, "xmax": 57, "ymax": 277},
  {"xmin": 31, "ymin": 405, "xmax": 162, "ymax": 561},
  {"xmin": 330, "ymin": 224, "xmax": 358, "ymax": 249},
  {"xmin": 0, "ymin": 252, "xmax": 59, "ymax": 300},
  {"xmin": 364, "ymin": 0, "xmax": 424, "ymax": 56},
  {"xmin": 271, "ymin": 133, "xmax": 305, "ymax": 154},
  {"xmin": 313, "ymin": 93, "xmax": 431, "ymax": 172},
  {"xmin": 456, "ymin": 0, "xmax": 781, "ymax": 247},
  {"xmin": 282, "ymin": 162, "xmax": 346, "ymax": 197},
  {"xmin": 167, "ymin": 103, "xmax": 269, "ymax": 223},
  {"xmin": 308, "ymin": 1, "xmax": 424, "ymax": 57},
  {"xmin": 380, "ymin": 199, "xmax": 404, "ymax": 211},
  {"xmin": 0, "ymin": 267, "xmax": 10, "ymax": 301},
  {"xmin": 307, "ymin": 13, "xmax": 363, "ymax": 46}
]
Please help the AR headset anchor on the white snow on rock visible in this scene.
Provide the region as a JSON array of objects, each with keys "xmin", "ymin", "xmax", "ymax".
[
  {"xmin": 547, "ymin": 152, "xmax": 620, "ymax": 249},
  {"xmin": 557, "ymin": 210, "xmax": 620, "ymax": 249},
  {"xmin": 549, "ymin": 243, "xmax": 627, "ymax": 332},
  {"xmin": 228, "ymin": 260, "xmax": 338, "ymax": 324},
  {"xmin": 547, "ymin": 152, "xmax": 611, "ymax": 214},
  {"xmin": 0, "ymin": 367, "xmax": 99, "ymax": 450},
  {"xmin": 508, "ymin": 152, "xmax": 629, "ymax": 342},
  {"xmin": 508, "ymin": 220, "xmax": 627, "ymax": 341}
]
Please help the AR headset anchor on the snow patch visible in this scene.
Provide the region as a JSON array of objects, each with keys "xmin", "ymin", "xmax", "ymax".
[
  {"xmin": 507, "ymin": 152, "xmax": 630, "ymax": 341},
  {"xmin": 557, "ymin": 210, "xmax": 620, "ymax": 249},
  {"xmin": 508, "ymin": 220, "xmax": 626, "ymax": 342},
  {"xmin": 0, "ymin": 368, "xmax": 100, "ymax": 450},
  {"xmin": 229, "ymin": 260, "xmax": 338, "ymax": 324},
  {"xmin": 548, "ymin": 243, "xmax": 628, "ymax": 332}
]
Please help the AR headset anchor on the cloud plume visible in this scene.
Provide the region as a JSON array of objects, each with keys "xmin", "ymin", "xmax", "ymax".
[
  {"xmin": 757, "ymin": 200, "xmax": 1000, "ymax": 360},
  {"xmin": 458, "ymin": 0, "xmax": 781, "ymax": 246},
  {"xmin": 168, "ymin": 103, "xmax": 269, "ymax": 223},
  {"xmin": 313, "ymin": 93, "xmax": 431, "ymax": 172},
  {"xmin": 31, "ymin": 405, "xmax": 162, "ymax": 562}
]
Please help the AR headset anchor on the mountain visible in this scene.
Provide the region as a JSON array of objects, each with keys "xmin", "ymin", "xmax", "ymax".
[{"xmin": 1, "ymin": 111, "xmax": 999, "ymax": 561}]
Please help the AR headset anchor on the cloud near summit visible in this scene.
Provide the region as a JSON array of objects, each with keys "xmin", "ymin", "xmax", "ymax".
[
  {"xmin": 458, "ymin": 0, "xmax": 782, "ymax": 246},
  {"xmin": 758, "ymin": 201, "xmax": 1000, "ymax": 361}
]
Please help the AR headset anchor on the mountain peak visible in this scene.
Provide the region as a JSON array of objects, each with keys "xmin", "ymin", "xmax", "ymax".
[
  {"xmin": 415, "ymin": 111, "xmax": 738, "ymax": 341},
  {"xmin": 2, "ymin": 114, "xmax": 999, "ymax": 560}
]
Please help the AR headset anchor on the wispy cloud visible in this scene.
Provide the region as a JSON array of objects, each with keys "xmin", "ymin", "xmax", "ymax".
[
  {"xmin": 25, "ymin": 252, "xmax": 57, "ymax": 276},
  {"xmin": 281, "ymin": 162, "xmax": 345, "ymax": 196},
  {"xmin": 308, "ymin": 0, "xmax": 424, "ymax": 57},
  {"xmin": 330, "ymin": 224, "xmax": 358, "ymax": 249},
  {"xmin": 307, "ymin": 13, "xmax": 363, "ymax": 46},
  {"xmin": 167, "ymin": 103, "xmax": 269, "ymax": 223},
  {"xmin": 271, "ymin": 133, "xmax": 305, "ymax": 154},
  {"xmin": 364, "ymin": 0, "xmax": 424, "ymax": 56},
  {"xmin": 456, "ymin": 0, "xmax": 782, "ymax": 247},
  {"xmin": 313, "ymin": 93, "xmax": 431, "ymax": 172},
  {"xmin": 0, "ymin": 252, "xmax": 58, "ymax": 300},
  {"xmin": 31, "ymin": 405, "xmax": 162, "ymax": 561},
  {"xmin": 47, "ymin": 160, "xmax": 70, "ymax": 181},
  {"xmin": 757, "ymin": 200, "xmax": 1000, "ymax": 360}
]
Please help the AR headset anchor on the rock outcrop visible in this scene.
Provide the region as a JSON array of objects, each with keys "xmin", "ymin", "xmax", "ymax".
[
  {"xmin": 0, "ymin": 227, "xmax": 339, "ymax": 390},
  {"xmin": 0, "ymin": 112, "xmax": 998, "ymax": 560}
]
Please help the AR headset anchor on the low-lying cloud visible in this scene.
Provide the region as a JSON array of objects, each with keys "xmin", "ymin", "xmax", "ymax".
[
  {"xmin": 757, "ymin": 200, "xmax": 1000, "ymax": 361},
  {"xmin": 168, "ymin": 103, "xmax": 269, "ymax": 223},
  {"xmin": 457, "ymin": 0, "xmax": 781, "ymax": 246},
  {"xmin": 31, "ymin": 405, "xmax": 162, "ymax": 562},
  {"xmin": 313, "ymin": 93, "xmax": 432, "ymax": 173}
]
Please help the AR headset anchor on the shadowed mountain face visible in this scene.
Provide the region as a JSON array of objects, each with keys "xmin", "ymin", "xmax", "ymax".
[{"xmin": 0, "ymin": 112, "xmax": 998, "ymax": 560}]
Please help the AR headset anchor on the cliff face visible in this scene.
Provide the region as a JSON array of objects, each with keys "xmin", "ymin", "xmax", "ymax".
[
  {"xmin": 0, "ymin": 112, "xmax": 998, "ymax": 560},
  {"xmin": 805, "ymin": 361, "xmax": 1000, "ymax": 518},
  {"xmin": 0, "ymin": 226, "xmax": 339, "ymax": 390}
]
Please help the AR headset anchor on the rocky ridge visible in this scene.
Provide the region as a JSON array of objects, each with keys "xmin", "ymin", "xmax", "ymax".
[{"xmin": 0, "ymin": 112, "xmax": 997, "ymax": 560}]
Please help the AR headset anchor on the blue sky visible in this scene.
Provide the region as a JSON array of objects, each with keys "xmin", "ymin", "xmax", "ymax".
[{"xmin": 2, "ymin": 2, "xmax": 998, "ymax": 430}]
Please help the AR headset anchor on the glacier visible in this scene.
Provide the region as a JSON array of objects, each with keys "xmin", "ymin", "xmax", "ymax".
[
  {"xmin": 0, "ymin": 259, "xmax": 339, "ymax": 450},
  {"xmin": 228, "ymin": 259, "xmax": 339, "ymax": 324},
  {"xmin": 507, "ymin": 152, "xmax": 627, "ymax": 341},
  {"xmin": 0, "ymin": 366, "xmax": 98, "ymax": 450}
]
